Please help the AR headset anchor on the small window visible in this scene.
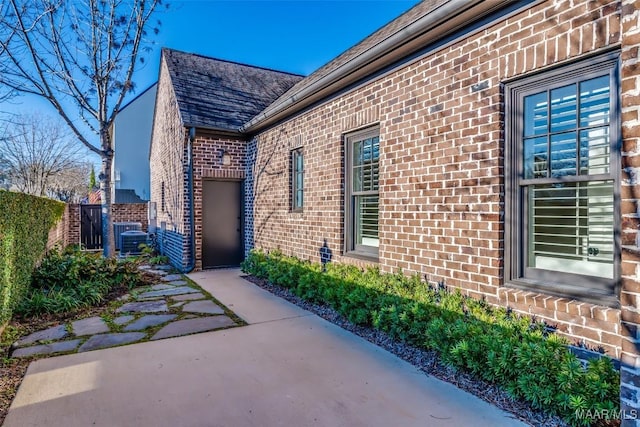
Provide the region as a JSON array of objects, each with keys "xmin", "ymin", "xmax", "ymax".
[
  {"xmin": 291, "ymin": 147, "xmax": 304, "ymax": 211},
  {"xmin": 505, "ymin": 52, "xmax": 620, "ymax": 304},
  {"xmin": 344, "ymin": 127, "xmax": 379, "ymax": 259}
]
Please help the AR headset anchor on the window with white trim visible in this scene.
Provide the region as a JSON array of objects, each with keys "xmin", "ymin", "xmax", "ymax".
[{"xmin": 505, "ymin": 52, "xmax": 620, "ymax": 304}]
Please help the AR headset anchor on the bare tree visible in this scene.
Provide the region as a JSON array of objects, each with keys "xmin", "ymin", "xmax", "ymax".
[
  {"xmin": 0, "ymin": 153, "xmax": 10, "ymax": 189},
  {"xmin": 0, "ymin": 0, "xmax": 163, "ymax": 256},
  {"xmin": 0, "ymin": 113, "xmax": 88, "ymax": 197},
  {"xmin": 46, "ymin": 161, "xmax": 92, "ymax": 202}
]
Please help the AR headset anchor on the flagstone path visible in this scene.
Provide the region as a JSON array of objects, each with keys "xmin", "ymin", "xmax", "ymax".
[{"xmin": 10, "ymin": 265, "xmax": 243, "ymax": 358}]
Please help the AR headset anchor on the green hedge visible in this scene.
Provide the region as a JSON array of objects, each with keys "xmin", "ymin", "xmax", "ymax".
[
  {"xmin": 242, "ymin": 249, "xmax": 619, "ymax": 426},
  {"xmin": 0, "ymin": 191, "xmax": 65, "ymax": 326}
]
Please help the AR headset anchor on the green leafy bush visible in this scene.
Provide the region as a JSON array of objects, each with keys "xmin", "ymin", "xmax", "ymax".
[
  {"xmin": 0, "ymin": 191, "xmax": 65, "ymax": 326},
  {"xmin": 241, "ymin": 249, "xmax": 619, "ymax": 426},
  {"xmin": 137, "ymin": 243, "xmax": 169, "ymax": 266},
  {"xmin": 15, "ymin": 247, "xmax": 140, "ymax": 317}
]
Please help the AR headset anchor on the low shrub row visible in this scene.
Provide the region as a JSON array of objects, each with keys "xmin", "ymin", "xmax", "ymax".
[
  {"xmin": 241, "ymin": 249, "xmax": 619, "ymax": 426},
  {"xmin": 15, "ymin": 247, "xmax": 141, "ymax": 317},
  {"xmin": 0, "ymin": 191, "xmax": 65, "ymax": 326}
]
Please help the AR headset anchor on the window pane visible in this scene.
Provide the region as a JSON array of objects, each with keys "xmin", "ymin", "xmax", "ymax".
[
  {"xmin": 550, "ymin": 132, "xmax": 577, "ymax": 177},
  {"xmin": 372, "ymin": 162, "xmax": 380, "ymax": 191},
  {"xmin": 291, "ymin": 149, "xmax": 303, "ymax": 210},
  {"xmin": 348, "ymin": 130, "xmax": 380, "ymax": 254},
  {"xmin": 524, "ymin": 136, "xmax": 547, "ymax": 179},
  {"xmin": 353, "ymin": 136, "xmax": 380, "ymax": 192},
  {"xmin": 580, "ymin": 76, "xmax": 610, "ymax": 128},
  {"xmin": 550, "ymin": 84, "xmax": 577, "ymax": 133},
  {"xmin": 372, "ymin": 137, "xmax": 380, "ymax": 190},
  {"xmin": 353, "ymin": 141, "xmax": 363, "ymax": 166},
  {"xmin": 361, "ymin": 163, "xmax": 373, "ymax": 191},
  {"xmin": 295, "ymin": 189, "xmax": 303, "ymax": 208},
  {"xmin": 296, "ymin": 171, "xmax": 303, "ymax": 189},
  {"xmin": 527, "ymin": 181, "xmax": 614, "ymax": 278},
  {"xmin": 372, "ymin": 136, "xmax": 380, "ymax": 161},
  {"xmin": 353, "ymin": 165, "xmax": 364, "ymax": 192},
  {"xmin": 296, "ymin": 152, "xmax": 304, "ymax": 171},
  {"xmin": 580, "ymin": 127, "xmax": 610, "ymax": 175},
  {"xmin": 524, "ymin": 92, "xmax": 548, "ymax": 137},
  {"xmin": 363, "ymin": 138, "xmax": 373, "ymax": 163},
  {"xmin": 355, "ymin": 195, "xmax": 379, "ymax": 248}
]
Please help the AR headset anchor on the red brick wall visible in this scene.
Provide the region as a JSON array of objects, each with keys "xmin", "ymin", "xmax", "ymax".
[
  {"xmin": 112, "ymin": 203, "xmax": 148, "ymax": 232},
  {"xmin": 149, "ymin": 56, "xmax": 188, "ymax": 235},
  {"xmin": 253, "ymin": 0, "xmax": 628, "ymax": 360},
  {"xmin": 619, "ymin": 0, "xmax": 640, "ymax": 416},
  {"xmin": 47, "ymin": 203, "xmax": 148, "ymax": 250},
  {"xmin": 191, "ymin": 131, "xmax": 246, "ymax": 270},
  {"xmin": 46, "ymin": 204, "xmax": 80, "ymax": 249},
  {"xmin": 66, "ymin": 204, "xmax": 80, "ymax": 246},
  {"xmin": 46, "ymin": 208, "xmax": 66, "ymax": 250}
]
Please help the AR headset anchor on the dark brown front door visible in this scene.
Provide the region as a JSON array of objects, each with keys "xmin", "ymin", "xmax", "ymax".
[{"xmin": 202, "ymin": 180, "xmax": 243, "ymax": 268}]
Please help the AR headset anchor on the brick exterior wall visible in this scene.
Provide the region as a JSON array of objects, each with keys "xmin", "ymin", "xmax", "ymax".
[
  {"xmin": 620, "ymin": 0, "xmax": 640, "ymax": 417},
  {"xmin": 46, "ymin": 205, "xmax": 68, "ymax": 250},
  {"xmin": 65, "ymin": 204, "xmax": 80, "ymax": 247},
  {"xmin": 111, "ymin": 203, "xmax": 148, "ymax": 232},
  {"xmin": 149, "ymin": 56, "xmax": 191, "ymax": 270},
  {"xmin": 142, "ymin": 0, "xmax": 639, "ymax": 417},
  {"xmin": 191, "ymin": 131, "xmax": 246, "ymax": 271},
  {"xmin": 244, "ymin": 138, "xmax": 258, "ymax": 257},
  {"xmin": 156, "ymin": 228, "xmax": 187, "ymax": 268},
  {"xmin": 249, "ymin": 0, "xmax": 640, "ymax": 420},
  {"xmin": 46, "ymin": 203, "xmax": 148, "ymax": 251},
  {"xmin": 46, "ymin": 204, "xmax": 80, "ymax": 249}
]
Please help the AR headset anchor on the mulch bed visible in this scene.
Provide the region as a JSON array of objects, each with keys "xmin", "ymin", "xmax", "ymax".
[{"xmin": 244, "ymin": 274, "xmax": 569, "ymax": 427}]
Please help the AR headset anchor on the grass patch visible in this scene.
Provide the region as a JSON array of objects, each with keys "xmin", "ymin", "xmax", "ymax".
[{"xmin": 241, "ymin": 249, "xmax": 619, "ymax": 427}]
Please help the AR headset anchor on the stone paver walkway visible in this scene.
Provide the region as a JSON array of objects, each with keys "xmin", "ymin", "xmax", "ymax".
[
  {"xmin": 10, "ymin": 264, "xmax": 243, "ymax": 358},
  {"xmin": 2, "ymin": 269, "xmax": 524, "ymax": 427}
]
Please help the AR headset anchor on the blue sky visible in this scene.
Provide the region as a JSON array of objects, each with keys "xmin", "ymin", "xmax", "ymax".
[
  {"xmin": 148, "ymin": 0, "xmax": 420, "ymax": 84},
  {"xmin": 2, "ymin": 0, "xmax": 420, "ymax": 161}
]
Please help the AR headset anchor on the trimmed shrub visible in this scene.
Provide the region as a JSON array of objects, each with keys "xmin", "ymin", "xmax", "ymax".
[
  {"xmin": 241, "ymin": 249, "xmax": 619, "ymax": 426},
  {"xmin": 0, "ymin": 191, "xmax": 64, "ymax": 326}
]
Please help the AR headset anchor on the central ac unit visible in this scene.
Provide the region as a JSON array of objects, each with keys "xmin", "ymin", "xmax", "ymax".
[
  {"xmin": 114, "ymin": 222, "xmax": 142, "ymax": 250},
  {"xmin": 120, "ymin": 231, "xmax": 148, "ymax": 255}
]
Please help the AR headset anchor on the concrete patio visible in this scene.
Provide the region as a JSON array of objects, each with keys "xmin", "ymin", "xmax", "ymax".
[{"xmin": 3, "ymin": 269, "xmax": 524, "ymax": 427}]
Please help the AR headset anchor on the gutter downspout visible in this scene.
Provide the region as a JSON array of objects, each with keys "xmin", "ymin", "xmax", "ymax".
[
  {"xmin": 181, "ymin": 127, "xmax": 197, "ymax": 273},
  {"xmin": 240, "ymin": 0, "xmax": 508, "ymax": 134}
]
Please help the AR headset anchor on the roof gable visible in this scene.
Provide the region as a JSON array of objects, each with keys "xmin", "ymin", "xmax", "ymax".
[{"xmin": 162, "ymin": 48, "xmax": 304, "ymax": 132}]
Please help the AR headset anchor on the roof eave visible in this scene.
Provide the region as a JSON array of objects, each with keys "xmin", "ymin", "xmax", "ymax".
[
  {"xmin": 184, "ymin": 123, "xmax": 247, "ymax": 139},
  {"xmin": 240, "ymin": 0, "xmax": 517, "ymax": 134},
  {"xmin": 118, "ymin": 82, "xmax": 158, "ymax": 114}
]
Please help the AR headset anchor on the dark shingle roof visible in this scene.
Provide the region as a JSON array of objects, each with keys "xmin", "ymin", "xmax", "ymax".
[
  {"xmin": 115, "ymin": 189, "xmax": 144, "ymax": 203},
  {"xmin": 163, "ymin": 48, "xmax": 304, "ymax": 131}
]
